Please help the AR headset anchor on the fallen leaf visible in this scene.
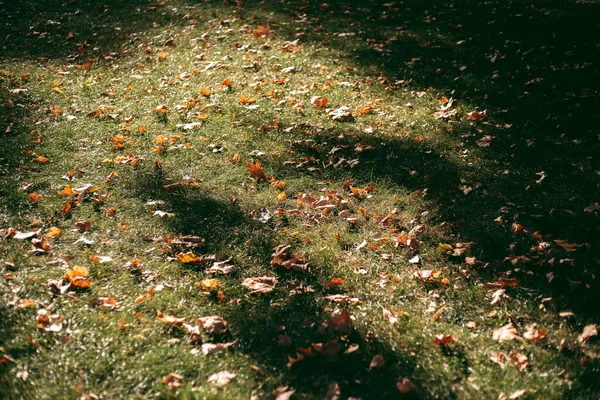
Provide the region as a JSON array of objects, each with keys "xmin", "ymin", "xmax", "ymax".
[
  {"xmin": 162, "ymin": 373, "xmax": 183, "ymax": 387},
  {"xmin": 369, "ymin": 354, "xmax": 385, "ymax": 369},
  {"xmin": 90, "ymin": 255, "xmax": 113, "ymax": 263},
  {"xmin": 246, "ymin": 160, "xmax": 269, "ymax": 182},
  {"xmin": 64, "ymin": 266, "xmax": 91, "ymax": 288},
  {"xmin": 493, "ymin": 323, "xmax": 519, "ymax": 342},
  {"xmin": 311, "ymin": 96, "xmax": 328, "ymax": 108},
  {"xmin": 396, "ymin": 378, "xmax": 417, "ymax": 394},
  {"xmin": 157, "ymin": 310, "xmax": 185, "ymax": 326},
  {"xmin": 207, "ymin": 370, "xmax": 236, "ymax": 386},
  {"xmin": 28, "ymin": 193, "xmax": 43, "ymax": 203},
  {"xmin": 327, "ymin": 309, "xmax": 351, "ymax": 333},
  {"xmin": 198, "ymin": 316, "xmax": 228, "ymax": 335},
  {"xmin": 578, "ymin": 324, "xmax": 598, "ymax": 343},
  {"xmin": 74, "ymin": 220, "xmax": 92, "ymax": 233},
  {"xmin": 508, "ymin": 352, "xmax": 529, "ymax": 371},
  {"xmin": 45, "ymin": 227, "xmax": 62, "ymax": 239},
  {"xmin": 242, "ymin": 277, "xmax": 278, "ymax": 294},
  {"xmin": 523, "ymin": 327, "xmax": 547, "ymax": 342},
  {"xmin": 433, "ymin": 334, "xmax": 457, "ymax": 346},
  {"xmin": 324, "ymin": 277, "xmax": 344, "ymax": 287}
]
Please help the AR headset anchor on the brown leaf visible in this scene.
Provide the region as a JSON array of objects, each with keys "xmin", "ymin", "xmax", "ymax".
[
  {"xmin": 324, "ymin": 277, "xmax": 344, "ymax": 287},
  {"xmin": 493, "ymin": 323, "xmax": 519, "ymax": 342},
  {"xmin": 578, "ymin": 324, "xmax": 598, "ymax": 343},
  {"xmin": 157, "ymin": 310, "xmax": 185, "ymax": 326},
  {"xmin": 74, "ymin": 220, "xmax": 92, "ymax": 233},
  {"xmin": 508, "ymin": 352, "xmax": 529, "ymax": 371},
  {"xmin": 242, "ymin": 276, "xmax": 278, "ymax": 294},
  {"xmin": 523, "ymin": 327, "xmax": 547, "ymax": 342},
  {"xmin": 327, "ymin": 309, "xmax": 351, "ymax": 333},
  {"xmin": 207, "ymin": 370, "xmax": 237, "ymax": 386},
  {"xmin": 198, "ymin": 316, "xmax": 228, "ymax": 335},
  {"xmin": 162, "ymin": 372, "xmax": 183, "ymax": 387},
  {"xmin": 246, "ymin": 160, "xmax": 269, "ymax": 182},
  {"xmin": 396, "ymin": 378, "xmax": 417, "ymax": 394},
  {"xmin": 433, "ymin": 334, "xmax": 457, "ymax": 346},
  {"xmin": 369, "ymin": 354, "xmax": 385, "ymax": 369}
]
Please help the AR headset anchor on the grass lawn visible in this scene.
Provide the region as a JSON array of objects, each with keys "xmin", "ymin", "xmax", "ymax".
[{"xmin": 1, "ymin": 0, "xmax": 599, "ymax": 398}]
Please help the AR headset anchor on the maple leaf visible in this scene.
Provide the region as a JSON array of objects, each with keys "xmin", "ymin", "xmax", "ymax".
[
  {"xmin": 311, "ymin": 96, "xmax": 328, "ymax": 108},
  {"xmin": 64, "ymin": 266, "xmax": 91, "ymax": 288},
  {"xmin": 246, "ymin": 160, "xmax": 269, "ymax": 182}
]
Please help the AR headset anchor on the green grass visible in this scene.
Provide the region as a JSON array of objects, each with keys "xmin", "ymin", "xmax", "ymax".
[{"xmin": 1, "ymin": 0, "xmax": 599, "ymax": 399}]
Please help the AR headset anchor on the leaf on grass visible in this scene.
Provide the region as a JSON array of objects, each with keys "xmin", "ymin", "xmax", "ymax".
[
  {"xmin": 200, "ymin": 341, "xmax": 235, "ymax": 355},
  {"xmin": 327, "ymin": 309, "xmax": 352, "ymax": 333},
  {"xmin": 162, "ymin": 373, "xmax": 183, "ymax": 387},
  {"xmin": 198, "ymin": 316, "xmax": 228, "ymax": 335},
  {"xmin": 433, "ymin": 334, "xmax": 457, "ymax": 346},
  {"xmin": 207, "ymin": 370, "xmax": 236, "ymax": 386},
  {"xmin": 64, "ymin": 266, "xmax": 91, "ymax": 288},
  {"xmin": 578, "ymin": 324, "xmax": 598, "ymax": 343},
  {"xmin": 207, "ymin": 259, "xmax": 237, "ymax": 275},
  {"xmin": 157, "ymin": 310, "xmax": 185, "ymax": 326},
  {"xmin": 90, "ymin": 255, "xmax": 113, "ymax": 263},
  {"xmin": 196, "ymin": 278, "xmax": 219, "ymax": 293},
  {"xmin": 508, "ymin": 352, "xmax": 529, "ymax": 371},
  {"xmin": 523, "ymin": 326, "xmax": 547, "ymax": 342},
  {"xmin": 30, "ymin": 237, "xmax": 51, "ymax": 254},
  {"xmin": 328, "ymin": 107, "xmax": 354, "ymax": 122},
  {"xmin": 369, "ymin": 354, "xmax": 385, "ymax": 369},
  {"xmin": 28, "ymin": 193, "xmax": 43, "ymax": 203},
  {"xmin": 45, "ymin": 227, "xmax": 62, "ymax": 238},
  {"xmin": 246, "ymin": 160, "xmax": 269, "ymax": 182},
  {"xmin": 311, "ymin": 96, "xmax": 328, "ymax": 108},
  {"xmin": 396, "ymin": 378, "xmax": 417, "ymax": 394},
  {"xmin": 242, "ymin": 277, "xmax": 278, "ymax": 294},
  {"xmin": 74, "ymin": 220, "xmax": 92, "ymax": 233},
  {"xmin": 324, "ymin": 278, "xmax": 344, "ymax": 287},
  {"xmin": 36, "ymin": 310, "xmax": 63, "ymax": 332},
  {"xmin": 493, "ymin": 323, "xmax": 518, "ymax": 342}
]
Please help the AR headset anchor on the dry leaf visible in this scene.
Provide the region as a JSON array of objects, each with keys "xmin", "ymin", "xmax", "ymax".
[
  {"xmin": 162, "ymin": 373, "xmax": 183, "ymax": 387},
  {"xmin": 433, "ymin": 334, "xmax": 457, "ymax": 346},
  {"xmin": 242, "ymin": 276, "xmax": 278, "ymax": 294},
  {"xmin": 493, "ymin": 323, "xmax": 518, "ymax": 342},
  {"xmin": 45, "ymin": 227, "xmax": 62, "ymax": 238},
  {"xmin": 64, "ymin": 266, "xmax": 91, "ymax": 288},
  {"xmin": 198, "ymin": 316, "xmax": 228, "ymax": 335},
  {"xmin": 578, "ymin": 324, "xmax": 598, "ymax": 343},
  {"xmin": 90, "ymin": 255, "xmax": 113, "ymax": 263},
  {"xmin": 157, "ymin": 310, "xmax": 185, "ymax": 326},
  {"xmin": 369, "ymin": 354, "xmax": 385, "ymax": 369},
  {"xmin": 327, "ymin": 309, "xmax": 351, "ymax": 333},
  {"xmin": 207, "ymin": 370, "xmax": 236, "ymax": 386}
]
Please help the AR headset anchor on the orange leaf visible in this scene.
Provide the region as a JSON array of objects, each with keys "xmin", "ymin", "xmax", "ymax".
[
  {"xmin": 311, "ymin": 96, "xmax": 328, "ymax": 108},
  {"xmin": 32, "ymin": 156, "xmax": 49, "ymax": 163},
  {"xmin": 246, "ymin": 160, "xmax": 269, "ymax": 182},
  {"xmin": 200, "ymin": 87, "xmax": 211, "ymax": 96},
  {"xmin": 65, "ymin": 266, "xmax": 91, "ymax": 288},
  {"xmin": 324, "ymin": 277, "xmax": 345, "ymax": 287},
  {"xmin": 28, "ymin": 193, "xmax": 43, "ymax": 203},
  {"xmin": 45, "ymin": 227, "xmax": 62, "ymax": 238}
]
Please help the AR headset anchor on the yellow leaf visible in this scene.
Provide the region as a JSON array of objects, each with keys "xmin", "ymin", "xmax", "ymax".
[
  {"xmin": 277, "ymin": 192, "xmax": 287, "ymax": 201},
  {"xmin": 45, "ymin": 227, "xmax": 62, "ymax": 238}
]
